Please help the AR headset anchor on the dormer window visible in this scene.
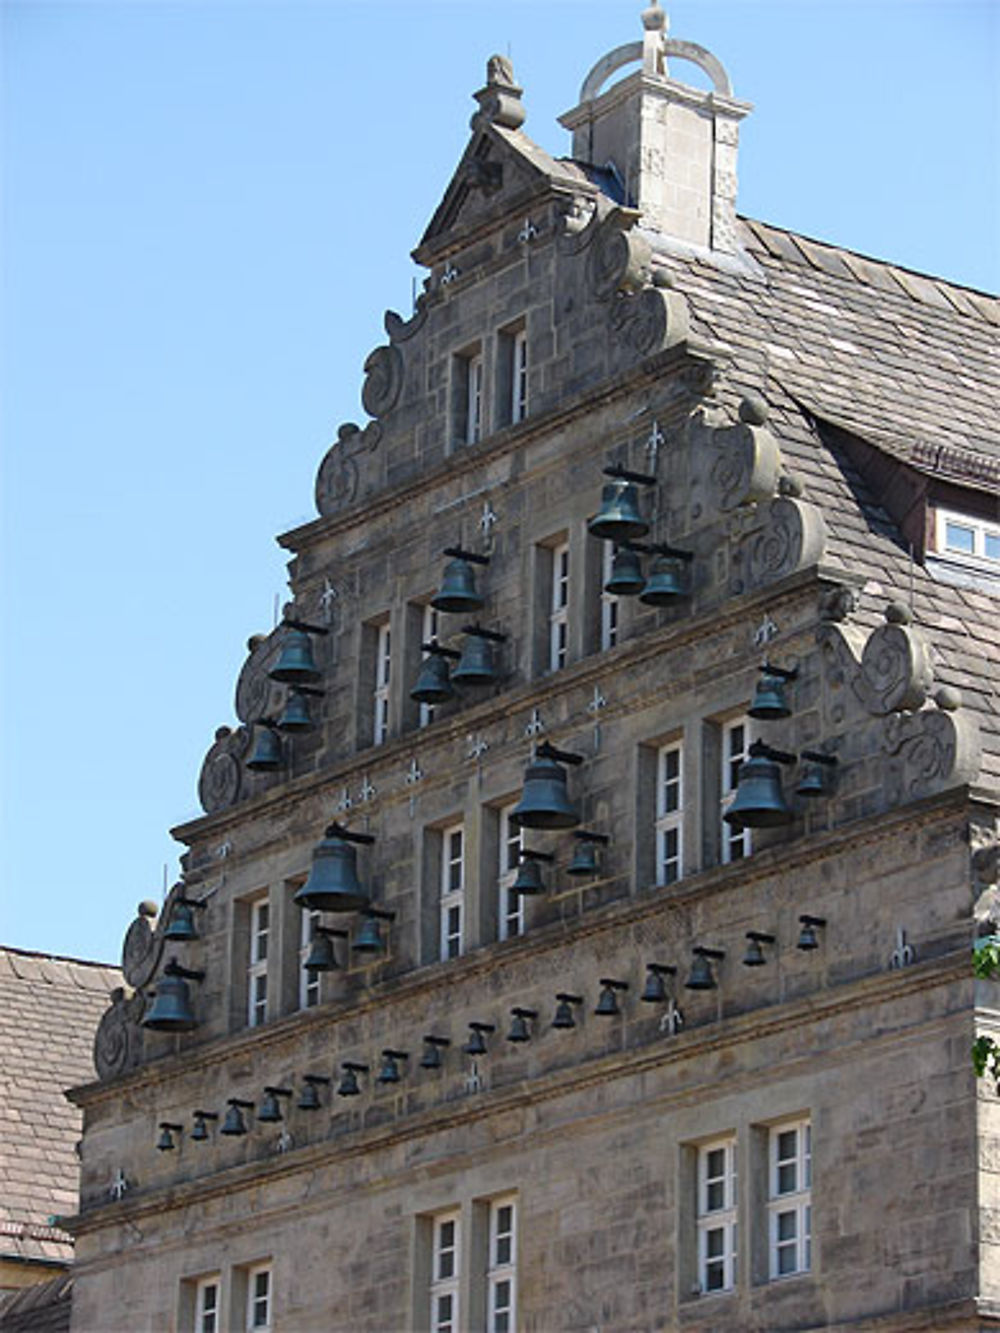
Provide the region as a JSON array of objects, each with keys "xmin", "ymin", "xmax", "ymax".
[{"xmin": 927, "ymin": 504, "xmax": 1000, "ymax": 595}]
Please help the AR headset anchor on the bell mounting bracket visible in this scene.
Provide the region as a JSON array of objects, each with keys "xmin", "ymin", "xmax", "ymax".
[
  {"xmin": 227, "ymin": 1098, "xmax": 254, "ymax": 1110},
  {"xmin": 443, "ymin": 546, "xmax": 490, "ymax": 566},
  {"xmin": 621, "ymin": 539, "xmax": 694, "ymax": 562},
  {"xmin": 801, "ymin": 750, "xmax": 838, "ymax": 767},
  {"xmin": 251, "ymin": 717, "xmax": 281, "ymax": 731},
  {"xmin": 421, "ymin": 641, "xmax": 462, "ymax": 659},
  {"xmin": 381, "ymin": 1048, "xmax": 409, "ymax": 1061},
  {"xmin": 599, "ymin": 977, "xmax": 629, "ymax": 991},
  {"xmin": 264, "ymin": 1086, "xmax": 292, "ymax": 1098},
  {"xmin": 282, "ymin": 617, "xmax": 330, "ymax": 637},
  {"xmin": 572, "ymin": 829, "xmax": 610, "ymax": 844},
  {"xmin": 313, "ymin": 925, "xmax": 349, "ymax": 940},
  {"xmin": 603, "ymin": 462, "xmax": 658, "ymax": 486},
  {"xmin": 536, "ymin": 740, "xmax": 584, "ymax": 766},
  {"xmin": 193, "ymin": 1109, "xmax": 219, "ymax": 1120},
  {"xmin": 511, "ymin": 1006, "xmax": 538, "ymax": 1019},
  {"xmin": 461, "ymin": 624, "xmax": 507, "ymax": 642},
  {"xmin": 692, "ymin": 946, "xmax": 725, "ymax": 961},
  {"xmin": 324, "ymin": 822, "xmax": 376, "ymax": 845},
  {"xmin": 286, "ymin": 684, "xmax": 325, "ymax": 698},
  {"xmin": 467, "ymin": 1021, "xmax": 496, "ymax": 1034},
  {"xmin": 342, "ymin": 1061, "xmax": 369, "ymax": 1074},
  {"xmin": 646, "ymin": 962, "xmax": 677, "ymax": 976},
  {"xmin": 164, "ymin": 959, "xmax": 205, "ymax": 982},
  {"xmin": 159, "ymin": 1120, "xmax": 184, "ymax": 1132},
  {"xmin": 518, "ymin": 848, "xmax": 554, "ymax": 864},
  {"xmin": 799, "ymin": 914, "xmax": 827, "ymax": 928},
  {"xmin": 422, "ymin": 1035, "xmax": 451, "ymax": 1048},
  {"xmin": 745, "ymin": 930, "xmax": 776, "ymax": 944},
  {"xmin": 556, "ymin": 991, "xmax": 583, "ymax": 1004},
  {"xmin": 302, "ymin": 1074, "xmax": 331, "ymax": 1087},
  {"xmin": 760, "ymin": 662, "xmax": 798, "ymax": 680},
  {"xmin": 748, "ymin": 739, "xmax": 796, "ymax": 766},
  {"xmin": 359, "ymin": 907, "xmax": 396, "ymax": 922},
  {"xmin": 172, "ymin": 895, "xmax": 207, "ymax": 911}
]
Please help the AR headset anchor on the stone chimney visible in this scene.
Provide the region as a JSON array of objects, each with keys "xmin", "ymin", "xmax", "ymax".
[{"xmin": 559, "ymin": 1, "xmax": 752, "ymax": 253}]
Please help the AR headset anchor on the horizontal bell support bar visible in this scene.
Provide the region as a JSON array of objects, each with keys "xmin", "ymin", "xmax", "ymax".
[
  {"xmin": 283, "ymin": 617, "xmax": 330, "ymax": 636},
  {"xmin": 227, "ymin": 1098, "xmax": 255, "ymax": 1109},
  {"xmin": 381, "ymin": 1049, "xmax": 409, "ymax": 1061},
  {"xmin": 645, "ymin": 962, "xmax": 677, "ymax": 976},
  {"xmin": 620, "ymin": 539, "xmax": 694, "ymax": 561},
  {"xmin": 164, "ymin": 959, "xmax": 205, "ymax": 982},
  {"xmin": 171, "ymin": 895, "xmax": 207, "ymax": 911},
  {"xmin": 358, "ymin": 907, "xmax": 396, "ymax": 922},
  {"xmin": 341, "ymin": 1061, "xmax": 369, "ymax": 1074},
  {"xmin": 468, "ymin": 1021, "xmax": 496, "ymax": 1033},
  {"xmin": 760, "ymin": 662, "xmax": 799, "ymax": 680},
  {"xmin": 745, "ymin": 930, "xmax": 776, "ymax": 945},
  {"xmin": 193, "ymin": 1109, "xmax": 219, "ymax": 1120},
  {"xmin": 286, "ymin": 684, "xmax": 325, "ymax": 698},
  {"xmin": 800, "ymin": 750, "xmax": 838, "ymax": 767},
  {"xmin": 422, "ymin": 1035, "xmax": 451, "ymax": 1048},
  {"xmin": 572, "ymin": 829, "xmax": 610, "ymax": 844},
  {"xmin": 312, "ymin": 926, "xmax": 349, "ymax": 940},
  {"xmin": 692, "ymin": 946, "xmax": 725, "ymax": 961},
  {"xmin": 602, "ymin": 462, "xmax": 658, "ymax": 486},
  {"xmin": 301, "ymin": 1074, "xmax": 331, "ymax": 1086},
  {"xmin": 263, "ymin": 1085, "xmax": 292, "ymax": 1097},
  {"xmin": 420, "ymin": 641, "xmax": 462, "ymax": 659},
  {"xmin": 322, "ymin": 822, "xmax": 376, "ymax": 845},
  {"xmin": 460, "ymin": 624, "xmax": 507, "ymax": 642},
  {"xmin": 250, "ymin": 717, "xmax": 281, "ymax": 730},
  {"xmin": 536, "ymin": 740, "xmax": 585, "ymax": 766},
  {"xmin": 159, "ymin": 1120, "xmax": 184, "ymax": 1132},
  {"xmin": 556, "ymin": 991, "xmax": 583, "ymax": 1004},
  {"xmin": 799, "ymin": 914, "xmax": 827, "ymax": 928},
  {"xmin": 511, "ymin": 1006, "xmax": 538, "ymax": 1019},
  {"xmin": 599, "ymin": 977, "xmax": 629, "ymax": 991},
  {"xmin": 443, "ymin": 546, "xmax": 490, "ymax": 566},
  {"xmin": 748, "ymin": 739, "xmax": 797, "ymax": 766},
  {"xmin": 518, "ymin": 849, "xmax": 554, "ymax": 863}
]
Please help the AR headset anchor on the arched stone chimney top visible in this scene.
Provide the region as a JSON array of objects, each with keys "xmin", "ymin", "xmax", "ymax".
[{"xmin": 560, "ymin": 2, "xmax": 752, "ymax": 254}]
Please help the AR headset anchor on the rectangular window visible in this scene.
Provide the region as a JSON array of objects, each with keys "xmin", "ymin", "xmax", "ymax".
[
  {"xmin": 497, "ymin": 803, "xmax": 524, "ymax": 942},
  {"xmin": 600, "ymin": 542, "xmax": 618, "ymax": 651},
  {"xmin": 466, "ymin": 351, "xmax": 484, "ymax": 445},
  {"xmin": 487, "ymin": 1196, "xmax": 517, "ymax": 1333},
  {"xmin": 937, "ymin": 506, "xmax": 1000, "ymax": 564},
  {"xmin": 246, "ymin": 1264, "xmax": 272, "ymax": 1331},
  {"xmin": 768, "ymin": 1119, "xmax": 811, "ymax": 1279},
  {"xmin": 298, "ymin": 906, "xmax": 320, "ymax": 1010},
  {"xmin": 510, "ymin": 329, "xmax": 528, "ymax": 425},
  {"xmin": 721, "ymin": 717, "xmax": 751, "ymax": 864},
  {"xmin": 420, "ymin": 604, "xmax": 440, "ymax": 728},
  {"xmin": 194, "ymin": 1277, "xmax": 219, "ymax": 1333},
  {"xmin": 248, "ymin": 898, "xmax": 269, "ymax": 1028},
  {"xmin": 549, "ymin": 541, "xmax": 570, "ymax": 672},
  {"xmin": 431, "ymin": 1211, "xmax": 461, "ymax": 1333},
  {"xmin": 697, "ymin": 1136, "xmax": 738, "ymax": 1294},
  {"xmin": 440, "ymin": 824, "xmax": 465, "ymax": 960},
  {"xmin": 374, "ymin": 620, "xmax": 391, "ymax": 746},
  {"xmin": 655, "ymin": 741, "xmax": 683, "ymax": 885}
]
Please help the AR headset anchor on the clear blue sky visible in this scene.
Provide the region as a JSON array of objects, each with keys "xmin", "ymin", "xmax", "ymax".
[{"xmin": 2, "ymin": 0, "xmax": 997, "ymax": 967}]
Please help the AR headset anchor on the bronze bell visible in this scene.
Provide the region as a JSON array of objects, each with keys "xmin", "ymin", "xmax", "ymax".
[
  {"xmin": 337, "ymin": 1063, "xmax": 365, "ymax": 1097},
  {"xmin": 191, "ymin": 1111, "xmax": 216, "ymax": 1141},
  {"xmin": 605, "ymin": 546, "xmax": 645, "ymax": 596},
  {"xmin": 269, "ymin": 627, "xmax": 322, "ymax": 685},
  {"xmin": 276, "ymin": 690, "xmax": 314, "ymax": 734},
  {"xmin": 749, "ymin": 672, "xmax": 792, "ymax": 720},
  {"xmin": 507, "ymin": 1008, "xmax": 536, "ymax": 1043},
  {"xmin": 257, "ymin": 1088, "xmax": 285, "ymax": 1123},
  {"xmin": 588, "ymin": 479, "xmax": 649, "ymax": 542},
  {"xmin": 796, "ymin": 751, "xmax": 836, "ymax": 798},
  {"xmin": 641, "ymin": 964, "xmax": 674, "ymax": 1004},
  {"xmin": 420, "ymin": 1036, "xmax": 449, "ymax": 1069},
  {"xmin": 410, "ymin": 652, "xmax": 455, "ymax": 705},
  {"xmin": 594, "ymin": 979, "xmax": 626, "ymax": 1016},
  {"xmin": 512, "ymin": 857, "xmax": 546, "ymax": 896},
  {"xmin": 294, "ymin": 826, "xmax": 369, "ymax": 913},
  {"xmin": 352, "ymin": 914, "xmax": 384, "ymax": 954},
  {"xmin": 303, "ymin": 929, "xmax": 340, "ymax": 973},
  {"xmin": 464, "ymin": 1023, "xmax": 493, "ymax": 1056},
  {"xmin": 566, "ymin": 840, "xmax": 599, "ymax": 877},
  {"xmin": 163, "ymin": 899, "xmax": 197, "ymax": 942},
  {"xmin": 511, "ymin": 752, "xmax": 580, "ymax": 830},
  {"xmin": 220, "ymin": 1100, "xmax": 250, "ymax": 1136},
  {"xmin": 297, "ymin": 1075, "xmax": 328, "ymax": 1111},
  {"xmin": 156, "ymin": 1122, "xmax": 181, "ymax": 1152},
  {"xmin": 143, "ymin": 970, "xmax": 199, "ymax": 1032},
  {"xmin": 432, "ymin": 557, "xmax": 485, "ymax": 614},
  {"xmin": 552, "ymin": 993, "xmax": 580, "ymax": 1029},
  {"xmin": 724, "ymin": 754, "xmax": 793, "ymax": 829},
  {"xmin": 246, "ymin": 723, "xmax": 283, "ymax": 772},
  {"xmin": 639, "ymin": 555, "xmax": 687, "ymax": 606},
  {"xmin": 685, "ymin": 951, "xmax": 717, "ymax": 990},
  {"xmin": 376, "ymin": 1050, "xmax": 407, "ymax": 1084},
  {"xmin": 452, "ymin": 634, "xmax": 499, "ymax": 687}
]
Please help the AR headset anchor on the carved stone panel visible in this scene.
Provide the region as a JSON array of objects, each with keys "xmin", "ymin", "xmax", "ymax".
[
  {"xmin": 854, "ymin": 622, "xmax": 934, "ymax": 716},
  {"xmin": 883, "ymin": 709, "xmax": 981, "ymax": 805},
  {"xmin": 734, "ymin": 497, "xmax": 827, "ymax": 594},
  {"xmin": 93, "ymin": 989, "xmax": 146, "ymax": 1081},
  {"xmin": 315, "ymin": 422, "xmax": 382, "ymax": 518},
  {"xmin": 361, "ymin": 345, "xmax": 404, "ymax": 419}
]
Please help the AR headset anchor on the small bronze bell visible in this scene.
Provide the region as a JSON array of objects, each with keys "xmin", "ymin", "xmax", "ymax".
[
  {"xmin": 269, "ymin": 627, "xmax": 322, "ymax": 685},
  {"xmin": 552, "ymin": 993, "xmax": 581, "ymax": 1029},
  {"xmin": 567, "ymin": 840, "xmax": 599, "ymax": 877},
  {"xmin": 297, "ymin": 1075, "xmax": 329, "ymax": 1111},
  {"xmin": 640, "ymin": 963, "xmax": 675, "ymax": 1004},
  {"xmin": 797, "ymin": 914, "xmax": 826, "ymax": 950},
  {"xmin": 410, "ymin": 652, "xmax": 455, "ymax": 705},
  {"xmin": 303, "ymin": 927, "xmax": 341, "ymax": 974},
  {"xmin": 352, "ymin": 914, "xmax": 384, "ymax": 954},
  {"xmin": 452, "ymin": 633, "xmax": 499, "ymax": 687},
  {"xmin": 464, "ymin": 1022, "xmax": 494, "ymax": 1056},
  {"xmin": 276, "ymin": 690, "xmax": 314, "ymax": 734},
  {"xmin": 639, "ymin": 554, "xmax": 687, "ymax": 606},
  {"xmin": 257, "ymin": 1087, "xmax": 290, "ymax": 1123},
  {"xmin": 376, "ymin": 1050, "xmax": 408, "ymax": 1084},
  {"xmin": 724, "ymin": 747, "xmax": 794, "ymax": 829},
  {"xmin": 605, "ymin": 546, "xmax": 645, "ymax": 596},
  {"xmin": 220, "ymin": 1099, "xmax": 251, "ymax": 1136},
  {"xmin": 748, "ymin": 667, "xmax": 796, "ymax": 720},
  {"xmin": 512, "ymin": 856, "xmax": 546, "ymax": 896},
  {"xmin": 432, "ymin": 556, "xmax": 485, "ymax": 614},
  {"xmin": 742, "ymin": 931, "xmax": 775, "ymax": 967},
  {"xmin": 156, "ymin": 1122, "xmax": 182, "ymax": 1152},
  {"xmin": 142, "ymin": 961, "xmax": 204, "ymax": 1032},
  {"xmin": 796, "ymin": 750, "xmax": 837, "ymax": 798},
  {"xmin": 507, "ymin": 1008, "xmax": 536, "ymax": 1043},
  {"xmin": 191, "ymin": 1110, "xmax": 217, "ymax": 1141},
  {"xmin": 420, "ymin": 1036, "xmax": 450, "ymax": 1069},
  {"xmin": 588, "ymin": 479, "xmax": 649, "ymax": 542},
  {"xmin": 246, "ymin": 722, "xmax": 283, "ymax": 772},
  {"xmin": 594, "ymin": 978, "xmax": 628, "ymax": 1016},
  {"xmin": 685, "ymin": 947, "xmax": 723, "ymax": 990},
  {"xmin": 163, "ymin": 898, "xmax": 197, "ymax": 943},
  {"xmin": 337, "ymin": 1062, "xmax": 366, "ymax": 1097}
]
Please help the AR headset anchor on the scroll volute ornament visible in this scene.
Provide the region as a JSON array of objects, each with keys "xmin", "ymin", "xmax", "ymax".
[
  {"xmin": 853, "ymin": 603, "xmax": 934, "ymax": 716},
  {"xmin": 587, "ymin": 208, "xmax": 652, "ymax": 299}
]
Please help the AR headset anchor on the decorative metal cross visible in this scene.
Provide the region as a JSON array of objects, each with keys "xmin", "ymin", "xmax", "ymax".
[
  {"xmin": 109, "ymin": 1170, "xmax": 129, "ymax": 1202},
  {"xmin": 405, "ymin": 757, "xmax": 423, "ymax": 817},
  {"xmin": 467, "ymin": 734, "xmax": 490, "ymax": 762},
  {"xmin": 524, "ymin": 707, "xmax": 545, "ymax": 738},
  {"xmin": 275, "ymin": 1130, "xmax": 294, "ymax": 1155},
  {"xmin": 753, "ymin": 614, "xmax": 779, "ymax": 648},
  {"xmin": 479, "ymin": 500, "xmax": 498, "ymax": 537},
  {"xmin": 517, "ymin": 218, "xmax": 538, "ymax": 243},
  {"xmin": 335, "ymin": 787, "xmax": 353, "ymax": 815},
  {"xmin": 320, "ymin": 579, "xmax": 338, "ymax": 625},
  {"xmin": 441, "ymin": 263, "xmax": 460, "ymax": 286},
  {"xmin": 659, "ymin": 1001, "xmax": 685, "ymax": 1036},
  {"xmin": 588, "ymin": 685, "xmax": 608, "ymax": 751},
  {"xmin": 890, "ymin": 927, "xmax": 916, "ymax": 969},
  {"xmin": 358, "ymin": 776, "xmax": 377, "ymax": 805},
  {"xmin": 464, "ymin": 1062, "xmax": 483, "ymax": 1094},
  {"xmin": 646, "ymin": 419, "xmax": 665, "ymax": 468},
  {"xmin": 216, "ymin": 841, "xmax": 233, "ymax": 860}
]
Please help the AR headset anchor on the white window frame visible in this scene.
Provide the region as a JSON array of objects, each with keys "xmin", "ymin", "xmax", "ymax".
[
  {"xmin": 696, "ymin": 1135, "xmax": 738, "ymax": 1295},
  {"xmin": 721, "ymin": 716, "xmax": 751, "ymax": 864},
  {"xmin": 247, "ymin": 898, "xmax": 269, "ymax": 1028},
  {"xmin": 430, "ymin": 1210, "xmax": 461, "ymax": 1333},
  {"xmin": 373, "ymin": 620, "xmax": 391, "ymax": 745},
  {"xmin": 440, "ymin": 824, "xmax": 465, "ymax": 961},
  {"xmin": 600, "ymin": 541, "xmax": 619, "ymax": 651},
  {"xmin": 549, "ymin": 541, "xmax": 570, "ymax": 672},
  {"xmin": 298, "ymin": 906, "xmax": 320, "ymax": 1010},
  {"xmin": 655, "ymin": 741, "xmax": 683, "ymax": 885},
  {"xmin": 510, "ymin": 329, "xmax": 528, "ymax": 425},
  {"xmin": 768, "ymin": 1118, "xmax": 812, "ymax": 1280},
  {"xmin": 497, "ymin": 803, "xmax": 524, "ymax": 942},
  {"xmin": 936, "ymin": 506, "xmax": 1000, "ymax": 567},
  {"xmin": 420, "ymin": 603, "xmax": 440, "ymax": 728},
  {"xmin": 245, "ymin": 1263, "xmax": 272, "ymax": 1332},
  {"xmin": 486, "ymin": 1195, "xmax": 518, "ymax": 1333},
  {"xmin": 194, "ymin": 1275, "xmax": 220, "ymax": 1333},
  {"xmin": 466, "ymin": 351, "xmax": 484, "ymax": 445}
]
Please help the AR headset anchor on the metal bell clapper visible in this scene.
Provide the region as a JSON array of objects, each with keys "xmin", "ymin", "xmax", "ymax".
[
  {"xmin": 220, "ymin": 1098, "xmax": 253, "ymax": 1136},
  {"xmin": 507, "ymin": 1007, "xmax": 538, "ymax": 1043},
  {"xmin": 246, "ymin": 720, "xmax": 283, "ymax": 772},
  {"xmin": 742, "ymin": 931, "xmax": 776, "ymax": 967},
  {"xmin": 796, "ymin": 750, "xmax": 838, "ymax": 798},
  {"xmin": 352, "ymin": 907, "xmax": 395, "ymax": 956},
  {"xmin": 588, "ymin": 462, "xmax": 657, "ymax": 542},
  {"xmin": 297, "ymin": 1075, "xmax": 330, "ymax": 1112},
  {"xmin": 410, "ymin": 642, "xmax": 459, "ymax": 704},
  {"xmin": 463, "ymin": 1021, "xmax": 495, "ymax": 1056},
  {"xmin": 294, "ymin": 823, "xmax": 375, "ymax": 912},
  {"xmin": 162, "ymin": 893, "xmax": 207, "ymax": 943},
  {"xmin": 257, "ymin": 1087, "xmax": 292, "ymax": 1123},
  {"xmin": 594, "ymin": 978, "xmax": 629, "ymax": 1016},
  {"xmin": 748, "ymin": 663, "xmax": 798, "ymax": 720},
  {"xmin": 419, "ymin": 1036, "xmax": 451, "ymax": 1070},
  {"xmin": 640, "ymin": 963, "xmax": 677, "ymax": 1004},
  {"xmin": 604, "ymin": 544, "xmax": 645, "ymax": 596},
  {"xmin": 190, "ymin": 1110, "xmax": 218, "ymax": 1142},
  {"xmin": 156, "ymin": 1122, "xmax": 183, "ymax": 1152},
  {"xmin": 453, "ymin": 625, "xmax": 506, "ymax": 687},
  {"xmin": 724, "ymin": 740, "xmax": 796, "ymax": 829},
  {"xmin": 684, "ymin": 946, "xmax": 725, "ymax": 991},
  {"xmin": 511, "ymin": 741, "xmax": 584, "ymax": 830},
  {"xmin": 303, "ymin": 925, "xmax": 348, "ymax": 973},
  {"xmin": 512, "ymin": 849, "xmax": 553, "ymax": 896},
  {"xmin": 268, "ymin": 617, "xmax": 330, "ymax": 686},
  {"xmin": 431, "ymin": 546, "xmax": 490, "ymax": 614},
  {"xmin": 142, "ymin": 959, "xmax": 205, "ymax": 1032},
  {"xmin": 566, "ymin": 830, "xmax": 609, "ymax": 877},
  {"xmin": 376, "ymin": 1050, "xmax": 409, "ymax": 1085},
  {"xmin": 552, "ymin": 993, "xmax": 583, "ymax": 1029}
]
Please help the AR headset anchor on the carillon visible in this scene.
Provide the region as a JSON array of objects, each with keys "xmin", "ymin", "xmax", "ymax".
[{"xmin": 295, "ymin": 824, "xmax": 375, "ymax": 913}]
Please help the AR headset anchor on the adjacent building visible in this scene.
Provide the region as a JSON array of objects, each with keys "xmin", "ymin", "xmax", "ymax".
[{"xmin": 66, "ymin": 5, "xmax": 1000, "ymax": 1331}]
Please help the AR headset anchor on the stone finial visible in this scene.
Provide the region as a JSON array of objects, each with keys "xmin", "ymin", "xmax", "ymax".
[
  {"xmin": 486, "ymin": 54, "xmax": 516, "ymax": 88},
  {"xmin": 642, "ymin": 1, "xmax": 667, "ymax": 33},
  {"xmin": 472, "ymin": 57, "xmax": 525, "ymax": 130}
]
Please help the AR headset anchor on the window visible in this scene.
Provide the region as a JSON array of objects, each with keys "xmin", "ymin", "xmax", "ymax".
[
  {"xmin": 549, "ymin": 541, "xmax": 570, "ymax": 671},
  {"xmin": 697, "ymin": 1136, "xmax": 738, "ymax": 1294},
  {"xmin": 466, "ymin": 351, "xmax": 484, "ymax": 445},
  {"xmin": 600, "ymin": 541, "xmax": 618, "ymax": 651},
  {"xmin": 440, "ymin": 824, "xmax": 465, "ymax": 960},
  {"xmin": 510, "ymin": 330, "xmax": 528, "ymax": 425},
  {"xmin": 768, "ymin": 1119, "xmax": 811, "ymax": 1279},
  {"xmin": 655, "ymin": 741, "xmax": 683, "ymax": 885},
  {"xmin": 497, "ymin": 803, "xmax": 524, "ymax": 941},
  {"xmin": 248, "ymin": 898, "xmax": 269, "ymax": 1027},
  {"xmin": 721, "ymin": 716, "xmax": 751, "ymax": 863},
  {"xmin": 245, "ymin": 1264, "xmax": 272, "ymax": 1331},
  {"xmin": 420, "ymin": 604, "xmax": 440, "ymax": 728},
  {"xmin": 194, "ymin": 1277, "xmax": 219, "ymax": 1333},
  {"xmin": 374, "ymin": 620, "xmax": 391, "ymax": 745},
  {"xmin": 486, "ymin": 1196, "xmax": 517, "ymax": 1333},
  {"xmin": 937, "ymin": 506, "xmax": 1000, "ymax": 565},
  {"xmin": 430, "ymin": 1211, "xmax": 461, "ymax": 1333},
  {"xmin": 299, "ymin": 906, "xmax": 320, "ymax": 1009}
]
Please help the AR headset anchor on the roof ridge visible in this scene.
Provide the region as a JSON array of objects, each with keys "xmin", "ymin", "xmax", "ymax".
[{"xmin": 0, "ymin": 943, "xmax": 117, "ymax": 970}]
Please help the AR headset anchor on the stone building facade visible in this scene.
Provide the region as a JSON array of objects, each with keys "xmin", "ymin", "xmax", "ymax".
[{"xmin": 67, "ymin": 6, "xmax": 1000, "ymax": 1331}]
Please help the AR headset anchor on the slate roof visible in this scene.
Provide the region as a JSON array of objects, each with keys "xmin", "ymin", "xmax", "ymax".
[
  {"xmin": 0, "ymin": 948, "xmax": 120, "ymax": 1268},
  {"xmin": 0, "ymin": 1273, "xmax": 72, "ymax": 1333}
]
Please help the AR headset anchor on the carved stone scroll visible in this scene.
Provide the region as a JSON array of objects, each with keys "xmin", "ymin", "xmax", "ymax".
[
  {"xmin": 315, "ymin": 421, "xmax": 382, "ymax": 517},
  {"xmin": 93, "ymin": 988, "xmax": 146, "ymax": 1081},
  {"xmin": 883, "ymin": 709, "xmax": 981, "ymax": 805},
  {"xmin": 854, "ymin": 621, "xmax": 934, "ymax": 716},
  {"xmin": 587, "ymin": 208, "xmax": 651, "ymax": 299},
  {"xmin": 235, "ymin": 632, "xmax": 282, "ymax": 725},
  {"xmin": 609, "ymin": 286, "xmax": 689, "ymax": 357},
  {"xmin": 198, "ymin": 727, "xmax": 250, "ymax": 815},
  {"xmin": 121, "ymin": 902, "xmax": 162, "ymax": 990},
  {"xmin": 361, "ymin": 344, "xmax": 404, "ymax": 419},
  {"xmin": 735, "ymin": 497, "xmax": 827, "ymax": 593}
]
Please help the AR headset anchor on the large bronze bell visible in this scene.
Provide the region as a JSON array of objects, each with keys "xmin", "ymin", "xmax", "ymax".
[
  {"xmin": 605, "ymin": 546, "xmax": 645, "ymax": 596},
  {"xmin": 142, "ymin": 965, "xmax": 201, "ymax": 1032},
  {"xmin": 294, "ymin": 826, "xmax": 369, "ymax": 912},
  {"xmin": 431, "ymin": 557, "xmax": 485, "ymax": 614},
  {"xmin": 410, "ymin": 652, "xmax": 455, "ymax": 705},
  {"xmin": 748, "ymin": 672, "xmax": 792, "ymax": 720},
  {"xmin": 269, "ymin": 627, "xmax": 322, "ymax": 685},
  {"xmin": 276, "ymin": 690, "xmax": 314, "ymax": 733},
  {"xmin": 452, "ymin": 634, "xmax": 498, "ymax": 687},
  {"xmin": 511, "ymin": 750, "xmax": 580, "ymax": 830},
  {"xmin": 588, "ymin": 479, "xmax": 649, "ymax": 542},
  {"xmin": 639, "ymin": 555, "xmax": 687, "ymax": 606},
  {"xmin": 724, "ymin": 754, "xmax": 793, "ymax": 828},
  {"xmin": 246, "ymin": 723, "xmax": 283, "ymax": 772}
]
